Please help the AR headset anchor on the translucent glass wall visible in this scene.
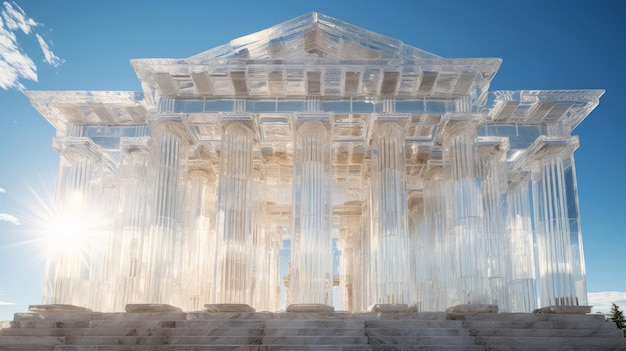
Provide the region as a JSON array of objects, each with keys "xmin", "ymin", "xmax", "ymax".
[
  {"xmin": 291, "ymin": 120, "xmax": 333, "ymax": 305},
  {"xmin": 369, "ymin": 121, "xmax": 410, "ymax": 305},
  {"xmin": 215, "ymin": 122, "xmax": 255, "ymax": 304}
]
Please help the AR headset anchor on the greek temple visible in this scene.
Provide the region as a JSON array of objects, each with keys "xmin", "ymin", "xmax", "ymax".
[{"xmin": 27, "ymin": 13, "xmax": 603, "ymax": 313}]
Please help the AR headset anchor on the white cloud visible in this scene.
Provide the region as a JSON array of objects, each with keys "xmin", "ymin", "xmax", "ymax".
[
  {"xmin": 0, "ymin": 1, "xmax": 62, "ymax": 90},
  {"xmin": 0, "ymin": 213, "xmax": 20, "ymax": 225},
  {"xmin": 0, "ymin": 291, "xmax": 14, "ymax": 305},
  {"xmin": 0, "ymin": 187, "xmax": 5, "ymax": 193},
  {"xmin": 588, "ymin": 291, "xmax": 626, "ymax": 315},
  {"xmin": 35, "ymin": 33, "xmax": 62, "ymax": 67}
]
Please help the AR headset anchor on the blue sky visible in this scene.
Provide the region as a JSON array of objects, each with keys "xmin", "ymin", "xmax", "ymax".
[{"xmin": 0, "ymin": 0, "xmax": 624, "ymax": 320}]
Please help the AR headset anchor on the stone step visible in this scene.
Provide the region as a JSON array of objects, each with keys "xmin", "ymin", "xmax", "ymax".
[
  {"xmin": 0, "ymin": 345, "xmax": 55, "ymax": 351},
  {"xmin": 265, "ymin": 319, "xmax": 363, "ymax": 329},
  {"xmin": 474, "ymin": 336, "xmax": 626, "ymax": 349},
  {"xmin": 263, "ymin": 328, "xmax": 365, "ymax": 336},
  {"xmin": 56, "ymin": 346, "xmax": 262, "ymax": 351},
  {"xmin": 272, "ymin": 312, "xmax": 355, "ymax": 320},
  {"xmin": 186, "ymin": 312, "xmax": 273, "ymax": 320},
  {"xmin": 9, "ymin": 320, "xmax": 91, "ymax": 329},
  {"xmin": 364, "ymin": 320, "xmax": 462, "ymax": 328},
  {"xmin": 461, "ymin": 320, "xmax": 606, "ymax": 329},
  {"xmin": 469, "ymin": 327, "xmax": 625, "ymax": 338},
  {"xmin": 367, "ymin": 335, "xmax": 476, "ymax": 346},
  {"xmin": 176, "ymin": 319, "xmax": 266, "ymax": 329},
  {"xmin": 261, "ymin": 336, "xmax": 368, "ymax": 345},
  {"xmin": 13, "ymin": 313, "xmax": 97, "ymax": 321},
  {"xmin": 86, "ymin": 319, "xmax": 266, "ymax": 329},
  {"xmin": 447, "ymin": 312, "xmax": 606, "ymax": 322},
  {"xmin": 355, "ymin": 312, "xmax": 447, "ymax": 320},
  {"xmin": 367, "ymin": 347, "xmax": 486, "ymax": 351},
  {"xmin": 63, "ymin": 335, "xmax": 263, "ymax": 345},
  {"xmin": 0, "ymin": 327, "xmax": 264, "ymax": 337},
  {"xmin": 0, "ymin": 336, "xmax": 65, "ymax": 345},
  {"xmin": 366, "ymin": 327, "xmax": 469, "ymax": 337},
  {"xmin": 261, "ymin": 347, "xmax": 369, "ymax": 351}
]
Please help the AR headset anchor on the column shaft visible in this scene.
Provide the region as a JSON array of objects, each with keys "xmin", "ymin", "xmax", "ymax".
[
  {"xmin": 215, "ymin": 123, "xmax": 254, "ymax": 304},
  {"xmin": 291, "ymin": 120, "xmax": 332, "ymax": 305},
  {"xmin": 369, "ymin": 122, "xmax": 410, "ymax": 304},
  {"xmin": 145, "ymin": 125, "xmax": 187, "ymax": 304}
]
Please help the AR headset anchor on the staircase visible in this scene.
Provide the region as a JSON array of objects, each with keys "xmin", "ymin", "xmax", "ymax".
[{"xmin": 1, "ymin": 308, "xmax": 625, "ymax": 350}]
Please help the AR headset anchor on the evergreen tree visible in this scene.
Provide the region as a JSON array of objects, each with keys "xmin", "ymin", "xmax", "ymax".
[{"xmin": 609, "ymin": 303, "xmax": 625, "ymax": 329}]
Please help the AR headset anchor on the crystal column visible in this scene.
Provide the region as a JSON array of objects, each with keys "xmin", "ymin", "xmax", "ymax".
[
  {"xmin": 478, "ymin": 140, "xmax": 510, "ymax": 311},
  {"xmin": 215, "ymin": 123, "xmax": 255, "ymax": 304},
  {"xmin": 532, "ymin": 153, "xmax": 585, "ymax": 307},
  {"xmin": 369, "ymin": 122, "xmax": 410, "ymax": 305},
  {"xmin": 183, "ymin": 163, "xmax": 216, "ymax": 311},
  {"xmin": 423, "ymin": 161, "xmax": 450, "ymax": 310},
  {"xmin": 506, "ymin": 177, "xmax": 537, "ymax": 312},
  {"xmin": 144, "ymin": 123, "xmax": 187, "ymax": 304},
  {"xmin": 291, "ymin": 120, "xmax": 332, "ymax": 305},
  {"xmin": 43, "ymin": 141, "xmax": 101, "ymax": 308},
  {"xmin": 443, "ymin": 119, "xmax": 488, "ymax": 305},
  {"xmin": 115, "ymin": 138, "xmax": 149, "ymax": 310}
]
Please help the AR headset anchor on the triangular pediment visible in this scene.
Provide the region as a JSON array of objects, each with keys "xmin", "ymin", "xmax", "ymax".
[{"xmin": 190, "ymin": 12, "xmax": 441, "ymax": 61}]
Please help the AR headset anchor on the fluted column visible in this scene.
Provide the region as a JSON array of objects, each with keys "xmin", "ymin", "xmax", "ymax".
[
  {"xmin": 43, "ymin": 139, "xmax": 102, "ymax": 308},
  {"xmin": 532, "ymin": 146, "xmax": 586, "ymax": 307},
  {"xmin": 144, "ymin": 123, "xmax": 188, "ymax": 304},
  {"xmin": 183, "ymin": 162, "xmax": 216, "ymax": 311},
  {"xmin": 442, "ymin": 118, "xmax": 488, "ymax": 305},
  {"xmin": 369, "ymin": 121, "xmax": 410, "ymax": 304},
  {"xmin": 478, "ymin": 139, "xmax": 510, "ymax": 310},
  {"xmin": 115, "ymin": 137, "xmax": 150, "ymax": 310},
  {"xmin": 291, "ymin": 120, "xmax": 333, "ymax": 305},
  {"xmin": 506, "ymin": 175, "xmax": 537, "ymax": 312},
  {"xmin": 422, "ymin": 160, "xmax": 450, "ymax": 310},
  {"xmin": 215, "ymin": 122, "xmax": 255, "ymax": 304}
]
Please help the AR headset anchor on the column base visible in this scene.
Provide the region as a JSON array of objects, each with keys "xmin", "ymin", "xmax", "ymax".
[
  {"xmin": 368, "ymin": 304, "xmax": 415, "ymax": 313},
  {"xmin": 286, "ymin": 304, "xmax": 334, "ymax": 312},
  {"xmin": 445, "ymin": 304, "xmax": 498, "ymax": 314},
  {"xmin": 28, "ymin": 304, "xmax": 92, "ymax": 313},
  {"xmin": 125, "ymin": 304, "xmax": 183, "ymax": 313},
  {"xmin": 533, "ymin": 305, "xmax": 592, "ymax": 314},
  {"xmin": 204, "ymin": 304, "xmax": 256, "ymax": 313}
]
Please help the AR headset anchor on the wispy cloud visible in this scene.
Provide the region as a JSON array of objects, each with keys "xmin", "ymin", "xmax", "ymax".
[
  {"xmin": 0, "ymin": 1, "xmax": 62, "ymax": 91},
  {"xmin": 35, "ymin": 33, "xmax": 61, "ymax": 67},
  {"xmin": 0, "ymin": 187, "xmax": 20, "ymax": 225},
  {"xmin": 0, "ymin": 291, "xmax": 14, "ymax": 305},
  {"xmin": 0, "ymin": 213, "xmax": 20, "ymax": 225},
  {"xmin": 588, "ymin": 291, "xmax": 626, "ymax": 315}
]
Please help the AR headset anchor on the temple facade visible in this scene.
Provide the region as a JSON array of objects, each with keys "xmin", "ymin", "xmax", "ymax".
[{"xmin": 28, "ymin": 13, "xmax": 603, "ymax": 313}]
